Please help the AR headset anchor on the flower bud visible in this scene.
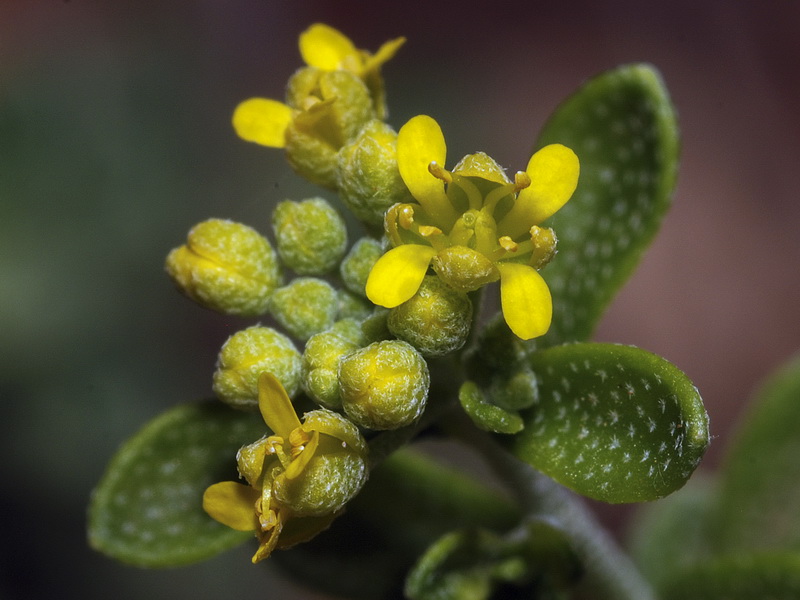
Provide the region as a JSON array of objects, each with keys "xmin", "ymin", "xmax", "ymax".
[
  {"xmin": 339, "ymin": 237, "xmax": 383, "ymax": 297},
  {"xmin": 272, "ymin": 198, "xmax": 347, "ymax": 275},
  {"xmin": 431, "ymin": 246, "xmax": 499, "ymax": 293},
  {"xmin": 302, "ymin": 319, "xmax": 365, "ymax": 409},
  {"xmin": 337, "ymin": 120, "xmax": 411, "ymax": 228},
  {"xmin": 270, "ymin": 278, "xmax": 338, "ymax": 341},
  {"xmin": 387, "ymin": 276, "xmax": 473, "ymax": 357},
  {"xmin": 212, "ymin": 326, "xmax": 301, "ymax": 410},
  {"xmin": 338, "ymin": 340, "xmax": 429, "ymax": 430},
  {"xmin": 337, "ymin": 289, "xmax": 372, "ymax": 321},
  {"xmin": 284, "ymin": 68, "xmax": 375, "ymax": 189},
  {"xmin": 272, "ymin": 409, "xmax": 368, "ymax": 517},
  {"xmin": 165, "ymin": 219, "xmax": 281, "ymax": 316},
  {"xmin": 488, "ymin": 366, "xmax": 539, "ymax": 412}
]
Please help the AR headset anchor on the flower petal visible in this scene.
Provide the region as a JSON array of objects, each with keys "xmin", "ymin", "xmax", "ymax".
[
  {"xmin": 366, "ymin": 244, "xmax": 436, "ymax": 308},
  {"xmin": 299, "ymin": 23, "xmax": 356, "ymax": 70},
  {"xmin": 258, "ymin": 373, "xmax": 302, "ymax": 439},
  {"xmin": 497, "ymin": 263, "xmax": 553, "ymax": 340},
  {"xmin": 284, "ymin": 430, "xmax": 320, "ymax": 481},
  {"xmin": 202, "ymin": 482, "xmax": 259, "ymax": 532},
  {"xmin": 397, "ymin": 115, "xmax": 458, "ymax": 227},
  {"xmin": 232, "ymin": 98, "xmax": 292, "ymax": 148},
  {"xmin": 498, "ymin": 144, "xmax": 579, "ymax": 238},
  {"xmin": 362, "ymin": 36, "xmax": 406, "ymax": 73}
]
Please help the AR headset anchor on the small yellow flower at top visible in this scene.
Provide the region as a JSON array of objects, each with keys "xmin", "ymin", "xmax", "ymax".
[
  {"xmin": 232, "ymin": 23, "xmax": 404, "ymax": 152},
  {"xmin": 365, "ymin": 115, "xmax": 579, "ymax": 340},
  {"xmin": 203, "ymin": 373, "xmax": 368, "ymax": 562}
]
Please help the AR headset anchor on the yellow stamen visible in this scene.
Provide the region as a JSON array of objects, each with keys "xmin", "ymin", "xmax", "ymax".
[
  {"xmin": 428, "ymin": 161, "xmax": 453, "ymax": 183},
  {"xmin": 514, "ymin": 171, "xmax": 531, "ymax": 191},
  {"xmin": 398, "ymin": 204, "xmax": 415, "ymax": 229},
  {"xmin": 499, "ymin": 236, "xmax": 518, "ymax": 252}
]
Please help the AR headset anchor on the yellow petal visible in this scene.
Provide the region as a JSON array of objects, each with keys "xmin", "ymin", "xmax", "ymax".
[
  {"xmin": 362, "ymin": 36, "xmax": 406, "ymax": 73},
  {"xmin": 498, "ymin": 144, "xmax": 579, "ymax": 238},
  {"xmin": 258, "ymin": 373, "xmax": 302, "ymax": 438},
  {"xmin": 232, "ymin": 98, "xmax": 292, "ymax": 148},
  {"xmin": 497, "ymin": 263, "xmax": 552, "ymax": 340},
  {"xmin": 397, "ymin": 115, "xmax": 458, "ymax": 228},
  {"xmin": 299, "ymin": 23, "xmax": 357, "ymax": 70},
  {"xmin": 202, "ymin": 482, "xmax": 259, "ymax": 531},
  {"xmin": 365, "ymin": 244, "xmax": 436, "ymax": 308}
]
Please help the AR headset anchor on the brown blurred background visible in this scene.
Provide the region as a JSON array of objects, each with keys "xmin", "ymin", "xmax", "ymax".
[{"xmin": 1, "ymin": 0, "xmax": 798, "ymax": 598}]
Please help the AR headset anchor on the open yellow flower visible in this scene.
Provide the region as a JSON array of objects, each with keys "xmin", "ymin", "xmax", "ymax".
[
  {"xmin": 233, "ymin": 24, "xmax": 404, "ymax": 148},
  {"xmin": 203, "ymin": 373, "xmax": 368, "ymax": 562},
  {"xmin": 365, "ymin": 115, "xmax": 579, "ymax": 340}
]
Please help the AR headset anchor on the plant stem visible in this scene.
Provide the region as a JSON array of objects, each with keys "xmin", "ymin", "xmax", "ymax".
[{"xmin": 463, "ymin": 421, "xmax": 656, "ymax": 600}]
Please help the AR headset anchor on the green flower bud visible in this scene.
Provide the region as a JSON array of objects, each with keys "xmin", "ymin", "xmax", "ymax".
[
  {"xmin": 339, "ymin": 237, "xmax": 383, "ymax": 297},
  {"xmin": 488, "ymin": 367, "xmax": 539, "ymax": 412},
  {"xmin": 212, "ymin": 326, "xmax": 301, "ymax": 410},
  {"xmin": 272, "ymin": 198, "xmax": 347, "ymax": 275},
  {"xmin": 302, "ymin": 319, "xmax": 365, "ymax": 409},
  {"xmin": 387, "ymin": 276, "xmax": 473, "ymax": 357},
  {"xmin": 272, "ymin": 409, "xmax": 368, "ymax": 517},
  {"xmin": 337, "ymin": 120, "xmax": 411, "ymax": 228},
  {"xmin": 270, "ymin": 278, "xmax": 338, "ymax": 341},
  {"xmin": 431, "ymin": 245, "xmax": 499, "ymax": 293},
  {"xmin": 285, "ymin": 68, "xmax": 375, "ymax": 189},
  {"xmin": 337, "ymin": 289, "xmax": 372, "ymax": 321},
  {"xmin": 165, "ymin": 219, "xmax": 281, "ymax": 316},
  {"xmin": 360, "ymin": 307, "xmax": 391, "ymax": 343},
  {"xmin": 338, "ymin": 340, "xmax": 429, "ymax": 430}
]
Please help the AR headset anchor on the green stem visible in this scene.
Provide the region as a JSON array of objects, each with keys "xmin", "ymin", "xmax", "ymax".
[{"xmin": 462, "ymin": 421, "xmax": 656, "ymax": 600}]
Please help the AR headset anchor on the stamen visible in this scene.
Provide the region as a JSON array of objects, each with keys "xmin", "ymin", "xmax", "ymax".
[
  {"xmin": 428, "ymin": 161, "xmax": 453, "ymax": 183},
  {"xmin": 499, "ymin": 236, "xmax": 518, "ymax": 252},
  {"xmin": 514, "ymin": 171, "xmax": 531, "ymax": 191},
  {"xmin": 450, "ymin": 174, "xmax": 483, "ymax": 211},
  {"xmin": 482, "ymin": 182, "xmax": 517, "ymax": 214},
  {"xmin": 418, "ymin": 225, "xmax": 444, "ymax": 237},
  {"xmin": 398, "ymin": 205, "xmax": 415, "ymax": 229}
]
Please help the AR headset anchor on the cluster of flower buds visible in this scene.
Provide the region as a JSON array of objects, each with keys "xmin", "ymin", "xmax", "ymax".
[{"xmin": 164, "ymin": 22, "xmax": 578, "ymax": 560}]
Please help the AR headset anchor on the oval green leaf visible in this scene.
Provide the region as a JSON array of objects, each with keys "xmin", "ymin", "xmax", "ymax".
[
  {"xmin": 714, "ymin": 353, "xmax": 800, "ymax": 552},
  {"xmin": 535, "ymin": 64, "xmax": 679, "ymax": 347},
  {"xmin": 510, "ymin": 343, "xmax": 709, "ymax": 503},
  {"xmin": 88, "ymin": 401, "xmax": 265, "ymax": 567}
]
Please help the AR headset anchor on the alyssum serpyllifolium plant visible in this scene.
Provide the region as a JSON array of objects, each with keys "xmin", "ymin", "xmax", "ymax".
[{"xmin": 88, "ymin": 24, "xmax": 710, "ymax": 600}]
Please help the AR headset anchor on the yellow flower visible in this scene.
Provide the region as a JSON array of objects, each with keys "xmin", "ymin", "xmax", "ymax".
[
  {"xmin": 203, "ymin": 373, "xmax": 368, "ymax": 563},
  {"xmin": 365, "ymin": 115, "xmax": 579, "ymax": 340},
  {"xmin": 232, "ymin": 24, "xmax": 404, "ymax": 148}
]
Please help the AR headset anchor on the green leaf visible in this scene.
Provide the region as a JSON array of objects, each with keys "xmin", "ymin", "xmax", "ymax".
[
  {"xmin": 404, "ymin": 520, "xmax": 581, "ymax": 600},
  {"xmin": 714, "ymin": 353, "xmax": 800, "ymax": 552},
  {"xmin": 510, "ymin": 343, "xmax": 708, "ymax": 503},
  {"xmin": 459, "ymin": 381, "xmax": 524, "ymax": 434},
  {"xmin": 535, "ymin": 64, "xmax": 679, "ymax": 346},
  {"xmin": 660, "ymin": 553, "xmax": 800, "ymax": 600},
  {"xmin": 627, "ymin": 477, "xmax": 715, "ymax": 591},
  {"xmin": 88, "ymin": 401, "xmax": 264, "ymax": 567}
]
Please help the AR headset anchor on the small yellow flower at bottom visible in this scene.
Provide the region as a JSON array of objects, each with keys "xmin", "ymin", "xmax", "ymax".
[{"xmin": 203, "ymin": 373, "xmax": 368, "ymax": 562}]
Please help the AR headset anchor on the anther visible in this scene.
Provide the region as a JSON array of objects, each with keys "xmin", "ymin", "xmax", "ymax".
[
  {"xmin": 514, "ymin": 171, "xmax": 531, "ymax": 191},
  {"xmin": 499, "ymin": 236, "xmax": 519, "ymax": 252},
  {"xmin": 428, "ymin": 161, "xmax": 453, "ymax": 183},
  {"xmin": 398, "ymin": 205, "xmax": 415, "ymax": 229}
]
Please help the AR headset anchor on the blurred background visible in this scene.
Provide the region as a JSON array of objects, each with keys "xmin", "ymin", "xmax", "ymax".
[{"xmin": 2, "ymin": 0, "xmax": 799, "ymax": 598}]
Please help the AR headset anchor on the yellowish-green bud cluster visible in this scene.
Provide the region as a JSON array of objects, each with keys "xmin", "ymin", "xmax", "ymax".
[
  {"xmin": 302, "ymin": 319, "xmax": 366, "ymax": 410},
  {"xmin": 212, "ymin": 326, "xmax": 301, "ymax": 410},
  {"xmin": 338, "ymin": 340, "xmax": 429, "ymax": 430},
  {"xmin": 337, "ymin": 120, "xmax": 411, "ymax": 228},
  {"xmin": 270, "ymin": 278, "xmax": 339, "ymax": 341},
  {"xmin": 165, "ymin": 219, "xmax": 281, "ymax": 316},
  {"xmin": 339, "ymin": 237, "xmax": 383, "ymax": 297},
  {"xmin": 285, "ymin": 68, "xmax": 375, "ymax": 188},
  {"xmin": 387, "ymin": 276, "xmax": 473, "ymax": 357},
  {"xmin": 272, "ymin": 198, "xmax": 347, "ymax": 275}
]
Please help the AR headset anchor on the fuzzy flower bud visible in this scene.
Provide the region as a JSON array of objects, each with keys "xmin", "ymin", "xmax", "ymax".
[
  {"xmin": 270, "ymin": 278, "xmax": 338, "ymax": 341},
  {"xmin": 272, "ymin": 198, "xmax": 348, "ymax": 275},
  {"xmin": 387, "ymin": 275, "xmax": 473, "ymax": 357},
  {"xmin": 338, "ymin": 340, "xmax": 429, "ymax": 430},
  {"xmin": 337, "ymin": 289, "xmax": 373, "ymax": 321},
  {"xmin": 302, "ymin": 319, "xmax": 366, "ymax": 409},
  {"xmin": 212, "ymin": 326, "xmax": 301, "ymax": 410},
  {"xmin": 284, "ymin": 68, "xmax": 375, "ymax": 189},
  {"xmin": 165, "ymin": 219, "xmax": 281, "ymax": 316},
  {"xmin": 337, "ymin": 120, "xmax": 412, "ymax": 228},
  {"xmin": 339, "ymin": 237, "xmax": 383, "ymax": 297}
]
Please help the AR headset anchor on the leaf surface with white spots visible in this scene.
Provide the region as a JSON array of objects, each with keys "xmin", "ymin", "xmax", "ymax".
[
  {"xmin": 535, "ymin": 64, "xmax": 679, "ymax": 347},
  {"xmin": 510, "ymin": 343, "xmax": 708, "ymax": 503},
  {"xmin": 88, "ymin": 401, "xmax": 265, "ymax": 567}
]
